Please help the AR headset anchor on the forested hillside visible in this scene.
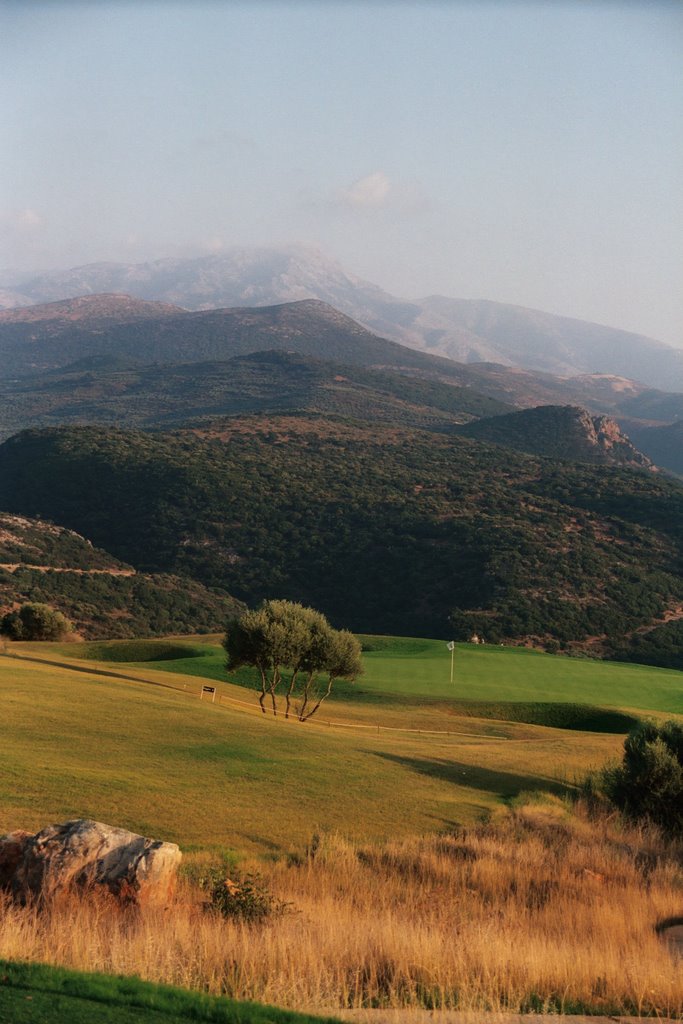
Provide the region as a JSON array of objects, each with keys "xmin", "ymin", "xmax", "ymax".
[
  {"xmin": 0, "ymin": 512, "xmax": 243, "ymax": 638},
  {"xmin": 0, "ymin": 350, "xmax": 509, "ymax": 440},
  {"xmin": 458, "ymin": 405, "xmax": 653, "ymax": 469},
  {"xmin": 0, "ymin": 419, "xmax": 680, "ymax": 649}
]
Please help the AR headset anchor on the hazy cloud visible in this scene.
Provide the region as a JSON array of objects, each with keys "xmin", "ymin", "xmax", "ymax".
[
  {"xmin": 329, "ymin": 172, "xmax": 432, "ymax": 218},
  {"xmin": 1, "ymin": 208, "xmax": 45, "ymax": 233},
  {"xmin": 335, "ymin": 171, "xmax": 392, "ymax": 209}
]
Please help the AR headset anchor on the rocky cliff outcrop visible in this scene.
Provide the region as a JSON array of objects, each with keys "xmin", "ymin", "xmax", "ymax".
[{"xmin": 459, "ymin": 405, "xmax": 653, "ymax": 469}]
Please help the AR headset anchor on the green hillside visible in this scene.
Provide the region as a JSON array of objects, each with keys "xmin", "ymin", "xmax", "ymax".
[
  {"xmin": 0, "ymin": 298, "xmax": 476, "ymax": 378},
  {"xmin": 0, "ymin": 417, "xmax": 681, "ymax": 649},
  {"xmin": 0, "ymin": 349, "xmax": 509, "ymax": 441},
  {"xmin": 458, "ymin": 404, "xmax": 652, "ymax": 468}
]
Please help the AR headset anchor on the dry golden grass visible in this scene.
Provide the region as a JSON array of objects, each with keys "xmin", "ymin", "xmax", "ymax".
[{"xmin": 1, "ymin": 801, "xmax": 681, "ymax": 1016}]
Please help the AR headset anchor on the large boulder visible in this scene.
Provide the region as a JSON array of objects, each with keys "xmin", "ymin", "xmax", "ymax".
[
  {"xmin": 0, "ymin": 830, "xmax": 32, "ymax": 888},
  {"xmin": 1, "ymin": 819, "xmax": 181, "ymax": 907}
]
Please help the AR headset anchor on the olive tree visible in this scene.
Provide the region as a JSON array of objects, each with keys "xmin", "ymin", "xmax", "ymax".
[
  {"xmin": 297, "ymin": 626, "xmax": 362, "ymax": 721},
  {"xmin": 224, "ymin": 599, "xmax": 363, "ymax": 720}
]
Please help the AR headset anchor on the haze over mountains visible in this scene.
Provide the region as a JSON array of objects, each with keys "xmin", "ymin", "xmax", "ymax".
[
  {"xmin": 2, "ymin": 246, "xmax": 683, "ymax": 392},
  {"xmin": 0, "ymin": 288, "xmax": 680, "ymax": 474}
]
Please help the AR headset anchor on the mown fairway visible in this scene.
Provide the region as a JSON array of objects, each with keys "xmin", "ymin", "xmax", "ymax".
[
  {"xmin": 0, "ymin": 649, "xmax": 610, "ymax": 853},
  {"xmin": 2, "ymin": 637, "xmax": 681, "ymax": 854},
  {"xmin": 358, "ymin": 637, "xmax": 683, "ymax": 713},
  {"xmin": 72, "ymin": 633, "xmax": 683, "ymax": 714}
]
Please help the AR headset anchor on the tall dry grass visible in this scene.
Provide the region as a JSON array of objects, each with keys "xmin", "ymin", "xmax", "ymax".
[{"xmin": 1, "ymin": 800, "xmax": 681, "ymax": 1015}]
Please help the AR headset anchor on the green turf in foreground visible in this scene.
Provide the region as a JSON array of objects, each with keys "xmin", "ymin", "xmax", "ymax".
[{"xmin": 0, "ymin": 960, "xmax": 342, "ymax": 1024}]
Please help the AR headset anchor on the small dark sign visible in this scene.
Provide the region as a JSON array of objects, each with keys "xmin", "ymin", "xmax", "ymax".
[{"xmin": 201, "ymin": 685, "xmax": 217, "ymax": 703}]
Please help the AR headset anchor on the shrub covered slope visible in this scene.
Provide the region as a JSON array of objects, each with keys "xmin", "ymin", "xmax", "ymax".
[
  {"xmin": 0, "ymin": 417, "xmax": 681, "ymax": 648},
  {"xmin": 0, "ymin": 511, "xmax": 243, "ymax": 638}
]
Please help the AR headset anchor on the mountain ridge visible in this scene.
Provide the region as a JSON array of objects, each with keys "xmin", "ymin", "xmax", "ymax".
[
  {"xmin": 0, "ymin": 292, "xmax": 184, "ymax": 326},
  {"xmin": 2, "ymin": 247, "xmax": 681, "ymax": 390},
  {"xmin": 0, "ymin": 348, "xmax": 511, "ymax": 440},
  {"xmin": 0, "ymin": 296, "xmax": 490, "ymax": 378},
  {"xmin": 0, "ymin": 294, "xmax": 675, "ymax": 469}
]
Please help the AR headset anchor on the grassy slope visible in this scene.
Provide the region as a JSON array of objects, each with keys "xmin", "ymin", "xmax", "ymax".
[
  {"xmin": 0, "ymin": 642, "xmax": 632, "ymax": 854},
  {"xmin": 4, "ymin": 636, "xmax": 682, "ymax": 854},
  {"xmin": 0, "ymin": 960, "xmax": 342, "ymax": 1024}
]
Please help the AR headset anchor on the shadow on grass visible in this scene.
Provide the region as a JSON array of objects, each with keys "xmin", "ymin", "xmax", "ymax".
[
  {"xmin": 236, "ymin": 833, "xmax": 283, "ymax": 853},
  {"xmin": 445, "ymin": 701, "xmax": 639, "ymax": 734},
  {"xmin": 374, "ymin": 751, "xmax": 572, "ymax": 799}
]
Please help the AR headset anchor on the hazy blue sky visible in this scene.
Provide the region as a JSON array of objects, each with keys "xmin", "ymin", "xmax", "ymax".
[{"xmin": 2, "ymin": 1, "xmax": 682, "ymax": 344}]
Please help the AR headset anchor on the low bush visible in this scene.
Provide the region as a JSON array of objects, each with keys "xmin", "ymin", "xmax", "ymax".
[
  {"xmin": 198, "ymin": 866, "xmax": 289, "ymax": 923},
  {"xmin": 602, "ymin": 719, "xmax": 683, "ymax": 832}
]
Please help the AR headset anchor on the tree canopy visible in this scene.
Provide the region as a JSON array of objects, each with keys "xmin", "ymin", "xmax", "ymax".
[
  {"xmin": 3, "ymin": 419, "xmax": 682, "ymax": 653},
  {"xmin": 224, "ymin": 599, "xmax": 363, "ymax": 720},
  {"xmin": 1, "ymin": 602, "xmax": 72, "ymax": 641}
]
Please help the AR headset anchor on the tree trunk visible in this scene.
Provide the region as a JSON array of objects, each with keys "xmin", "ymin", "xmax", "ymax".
[
  {"xmin": 301, "ymin": 675, "xmax": 334, "ymax": 721},
  {"xmin": 258, "ymin": 666, "xmax": 267, "ymax": 715},
  {"xmin": 284, "ymin": 668, "xmax": 299, "ymax": 719},
  {"xmin": 298, "ymin": 671, "xmax": 314, "ymax": 721},
  {"xmin": 268, "ymin": 666, "xmax": 280, "ymax": 717}
]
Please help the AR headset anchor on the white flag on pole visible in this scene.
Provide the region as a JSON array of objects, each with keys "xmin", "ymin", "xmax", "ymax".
[{"xmin": 446, "ymin": 641, "xmax": 455, "ymax": 651}]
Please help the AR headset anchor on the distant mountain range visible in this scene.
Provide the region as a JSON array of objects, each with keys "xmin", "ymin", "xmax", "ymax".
[
  {"xmin": 0, "ymin": 293, "xmax": 679, "ymax": 472},
  {"xmin": 2, "ymin": 246, "xmax": 682, "ymax": 391},
  {"xmin": 0, "ymin": 276, "xmax": 680, "ymax": 658}
]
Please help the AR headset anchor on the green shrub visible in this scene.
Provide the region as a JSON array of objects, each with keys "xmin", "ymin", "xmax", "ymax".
[
  {"xmin": 199, "ymin": 866, "xmax": 289, "ymax": 922},
  {"xmin": 1, "ymin": 601, "xmax": 72, "ymax": 640},
  {"xmin": 602, "ymin": 720, "xmax": 683, "ymax": 832}
]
